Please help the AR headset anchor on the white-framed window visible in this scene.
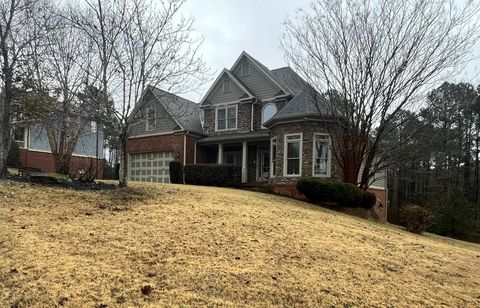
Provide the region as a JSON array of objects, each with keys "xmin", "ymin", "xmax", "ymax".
[
  {"xmin": 216, "ymin": 105, "xmax": 237, "ymax": 131},
  {"xmin": 90, "ymin": 121, "xmax": 97, "ymax": 133},
  {"xmin": 270, "ymin": 137, "xmax": 277, "ymax": 177},
  {"xmin": 312, "ymin": 134, "xmax": 331, "ymax": 177},
  {"xmin": 146, "ymin": 107, "xmax": 156, "ymax": 131},
  {"xmin": 262, "ymin": 103, "xmax": 277, "ymax": 127},
  {"xmin": 241, "ymin": 61, "xmax": 250, "ymax": 76},
  {"xmin": 223, "ymin": 77, "xmax": 231, "ymax": 93},
  {"xmin": 284, "ymin": 133, "xmax": 302, "ymax": 177}
]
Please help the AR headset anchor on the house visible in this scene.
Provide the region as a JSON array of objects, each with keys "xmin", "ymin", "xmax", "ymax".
[
  {"xmin": 127, "ymin": 51, "xmax": 387, "ymax": 219},
  {"xmin": 12, "ymin": 116, "xmax": 105, "ymax": 178}
]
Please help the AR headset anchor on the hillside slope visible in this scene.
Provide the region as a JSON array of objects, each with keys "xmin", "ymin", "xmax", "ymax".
[{"xmin": 0, "ymin": 181, "xmax": 479, "ymax": 307}]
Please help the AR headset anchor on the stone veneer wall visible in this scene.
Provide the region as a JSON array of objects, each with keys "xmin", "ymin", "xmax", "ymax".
[
  {"xmin": 268, "ymin": 121, "xmax": 342, "ymax": 184},
  {"xmin": 203, "ymin": 102, "xmax": 253, "ymax": 136}
]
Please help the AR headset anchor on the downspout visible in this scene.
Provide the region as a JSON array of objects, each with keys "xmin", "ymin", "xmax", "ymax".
[
  {"xmin": 251, "ymin": 99, "xmax": 257, "ymax": 131},
  {"xmin": 183, "ymin": 131, "xmax": 188, "ymax": 183}
]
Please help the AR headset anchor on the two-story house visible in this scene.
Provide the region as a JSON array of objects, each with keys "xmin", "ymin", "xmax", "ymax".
[{"xmin": 126, "ymin": 51, "xmax": 386, "ymax": 219}]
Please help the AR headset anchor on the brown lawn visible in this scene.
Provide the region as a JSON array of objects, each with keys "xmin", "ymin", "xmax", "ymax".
[{"xmin": 0, "ymin": 180, "xmax": 479, "ymax": 307}]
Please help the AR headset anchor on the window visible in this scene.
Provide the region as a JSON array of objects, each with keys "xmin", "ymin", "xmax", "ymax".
[
  {"xmin": 223, "ymin": 77, "xmax": 231, "ymax": 93},
  {"xmin": 241, "ymin": 61, "xmax": 250, "ymax": 76},
  {"xmin": 216, "ymin": 105, "xmax": 237, "ymax": 130},
  {"xmin": 13, "ymin": 127, "xmax": 25, "ymax": 148},
  {"xmin": 284, "ymin": 133, "xmax": 302, "ymax": 176},
  {"xmin": 270, "ymin": 137, "xmax": 277, "ymax": 177},
  {"xmin": 313, "ymin": 134, "xmax": 331, "ymax": 177},
  {"xmin": 91, "ymin": 121, "xmax": 97, "ymax": 133},
  {"xmin": 262, "ymin": 103, "xmax": 277, "ymax": 127},
  {"xmin": 146, "ymin": 107, "xmax": 156, "ymax": 131}
]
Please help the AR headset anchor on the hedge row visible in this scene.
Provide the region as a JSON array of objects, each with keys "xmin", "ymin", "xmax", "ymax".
[
  {"xmin": 297, "ymin": 177, "xmax": 376, "ymax": 209},
  {"xmin": 184, "ymin": 164, "xmax": 241, "ymax": 187}
]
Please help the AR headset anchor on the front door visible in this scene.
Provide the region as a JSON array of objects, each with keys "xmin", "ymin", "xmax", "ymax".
[{"xmin": 258, "ymin": 149, "xmax": 270, "ymax": 181}]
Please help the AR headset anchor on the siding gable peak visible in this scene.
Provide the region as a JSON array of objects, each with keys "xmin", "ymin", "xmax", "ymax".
[
  {"xmin": 199, "ymin": 68, "xmax": 255, "ymax": 106},
  {"xmin": 230, "ymin": 51, "xmax": 291, "ymax": 97}
]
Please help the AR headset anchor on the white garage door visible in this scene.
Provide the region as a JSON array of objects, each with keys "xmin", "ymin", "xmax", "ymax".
[{"xmin": 129, "ymin": 151, "xmax": 174, "ymax": 183}]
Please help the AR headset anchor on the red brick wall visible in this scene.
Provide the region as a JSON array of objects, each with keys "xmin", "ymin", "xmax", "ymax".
[
  {"xmin": 19, "ymin": 149, "xmax": 105, "ymax": 179},
  {"xmin": 126, "ymin": 132, "xmax": 202, "ymax": 166},
  {"xmin": 272, "ymin": 183, "xmax": 388, "ymax": 222},
  {"xmin": 368, "ymin": 188, "xmax": 387, "ymax": 222}
]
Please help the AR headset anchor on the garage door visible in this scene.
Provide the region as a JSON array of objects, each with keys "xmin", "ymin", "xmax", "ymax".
[{"xmin": 129, "ymin": 151, "xmax": 174, "ymax": 183}]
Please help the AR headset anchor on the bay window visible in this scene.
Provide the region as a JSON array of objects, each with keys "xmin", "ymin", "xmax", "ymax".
[{"xmin": 284, "ymin": 133, "xmax": 302, "ymax": 176}]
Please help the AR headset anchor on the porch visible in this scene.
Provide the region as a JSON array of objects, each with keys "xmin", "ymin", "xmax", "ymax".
[{"xmin": 195, "ymin": 131, "xmax": 271, "ymax": 183}]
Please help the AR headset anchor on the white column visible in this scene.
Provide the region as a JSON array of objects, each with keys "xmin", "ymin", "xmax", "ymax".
[
  {"xmin": 218, "ymin": 143, "xmax": 223, "ymax": 164},
  {"xmin": 242, "ymin": 141, "xmax": 248, "ymax": 183}
]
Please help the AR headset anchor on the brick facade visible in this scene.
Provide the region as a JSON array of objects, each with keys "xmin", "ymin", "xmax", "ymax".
[
  {"xmin": 19, "ymin": 149, "xmax": 105, "ymax": 179},
  {"xmin": 126, "ymin": 132, "xmax": 200, "ymax": 166}
]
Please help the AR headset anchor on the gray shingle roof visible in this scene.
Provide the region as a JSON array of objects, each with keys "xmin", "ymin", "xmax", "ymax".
[
  {"xmin": 265, "ymin": 67, "xmax": 334, "ymax": 125},
  {"xmin": 149, "ymin": 86, "xmax": 204, "ymax": 135}
]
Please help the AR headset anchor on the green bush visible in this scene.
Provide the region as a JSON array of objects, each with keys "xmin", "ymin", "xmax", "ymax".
[
  {"xmin": 297, "ymin": 177, "xmax": 376, "ymax": 208},
  {"xmin": 7, "ymin": 142, "xmax": 20, "ymax": 167},
  {"xmin": 169, "ymin": 161, "xmax": 182, "ymax": 184},
  {"xmin": 399, "ymin": 204, "xmax": 432, "ymax": 234},
  {"xmin": 184, "ymin": 164, "xmax": 241, "ymax": 187}
]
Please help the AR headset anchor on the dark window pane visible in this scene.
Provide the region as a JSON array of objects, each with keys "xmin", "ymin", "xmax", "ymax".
[
  {"xmin": 287, "ymin": 159, "xmax": 300, "ymax": 175},
  {"xmin": 287, "ymin": 141, "xmax": 300, "ymax": 158}
]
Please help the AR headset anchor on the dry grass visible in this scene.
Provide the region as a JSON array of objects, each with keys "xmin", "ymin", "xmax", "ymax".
[{"xmin": 1, "ymin": 180, "xmax": 480, "ymax": 307}]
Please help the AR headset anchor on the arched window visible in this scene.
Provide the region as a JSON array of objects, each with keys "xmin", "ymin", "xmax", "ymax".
[{"xmin": 262, "ymin": 103, "xmax": 277, "ymax": 126}]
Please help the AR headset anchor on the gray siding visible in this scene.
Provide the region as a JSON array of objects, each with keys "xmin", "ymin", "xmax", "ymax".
[
  {"xmin": 130, "ymin": 91, "xmax": 181, "ymax": 136},
  {"xmin": 232, "ymin": 57, "xmax": 281, "ymax": 100},
  {"xmin": 204, "ymin": 73, "xmax": 247, "ymax": 105},
  {"xmin": 29, "ymin": 122, "xmax": 105, "ymax": 158}
]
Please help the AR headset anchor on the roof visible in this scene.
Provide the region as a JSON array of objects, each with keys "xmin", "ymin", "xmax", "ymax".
[
  {"xmin": 196, "ymin": 130, "xmax": 270, "ymax": 144},
  {"xmin": 264, "ymin": 67, "xmax": 336, "ymax": 126},
  {"xmin": 149, "ymin": 86, "xmax": 204, "ymax": 135}
]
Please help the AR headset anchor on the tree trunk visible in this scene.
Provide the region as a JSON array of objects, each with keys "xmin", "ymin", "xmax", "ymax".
[
  {"xmin": 0, "ymin": 66, "xmax": 13, "ymax": 175},
  {"xmin": 118, "ymin": 133, "xmax": 128, "ymax": 187}
]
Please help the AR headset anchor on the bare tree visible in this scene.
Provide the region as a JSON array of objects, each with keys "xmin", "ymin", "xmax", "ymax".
[
  {"xmin": 281, "ymin": 0, "xmax": 480, "ymax": 189},
  {"xmin": 0, "ymin": 0, "xmax": 47, "ymax": 174},
  {"xmin": 22, "ymin": 7, "xmax": 97, "ymax": 175},
  {"xmin": 71, "ymin": 0, "xmax": 207, "ymax": 186}
]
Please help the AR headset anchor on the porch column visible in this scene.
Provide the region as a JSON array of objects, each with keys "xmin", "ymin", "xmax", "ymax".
[
  {"xmin": 217, "ymin": 143, "xmax": 223, "ymax": 164},
  {"xmin": 242, "ymin": 141, "xmax": 248, "ymax": 183}
]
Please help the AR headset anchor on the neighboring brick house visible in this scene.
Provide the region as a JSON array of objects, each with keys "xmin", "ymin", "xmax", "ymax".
[
  {"xmin": 127, "ymin": 51, "xmax": 387, "ymax": 220},
  {"xmin": 12, "ymin": 119, "xmax": 105, "ymax": 178}
]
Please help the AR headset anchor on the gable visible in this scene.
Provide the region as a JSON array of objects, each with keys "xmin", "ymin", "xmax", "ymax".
[
  {"xmin": 201, "ymin": 70, "xmax": 252, "ymax": 105},
  {"xmin": 129, "ymin": 90, "xmax": 181, "ymax": 136},
  {"xmin": 231, "ymin": 54, "xmax": 285, "ymax": 100}
]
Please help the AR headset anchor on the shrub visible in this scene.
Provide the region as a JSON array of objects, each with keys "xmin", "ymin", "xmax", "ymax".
[
  {"xmin": 169, "ymin": 161, "xmax": 182, "ymax": 184},
  {"xmin": 399, "ymin": 204, "xmax": 432, "ymax": 234},
  {"xmin": 297, "ymin": 177, "xmax": 376, "ymax": 208},
  {"xmin": 7, "ymin": 142, "xmax": 20, "ymax": 167},
  {"xmin": 184, "ymin": 164, "xmax": 241, "ymax": 187}
]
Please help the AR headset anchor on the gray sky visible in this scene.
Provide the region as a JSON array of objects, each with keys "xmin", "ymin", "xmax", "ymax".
[
  {"xmin": 181, "ymin": 0, "xmax": 310, "ymax": 101},
  {"xmin": 180, "ymin": 0, "xmax": 480, "ymax": 102}
]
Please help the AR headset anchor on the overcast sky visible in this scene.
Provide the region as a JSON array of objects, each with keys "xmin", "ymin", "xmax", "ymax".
[
  {"xmin": 180, "ymin": 0, "xmax": 480, "ymax": 102},
  {"xmin": 181, "ymin": 0, "xmax": 310, "ymax": 101}
]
